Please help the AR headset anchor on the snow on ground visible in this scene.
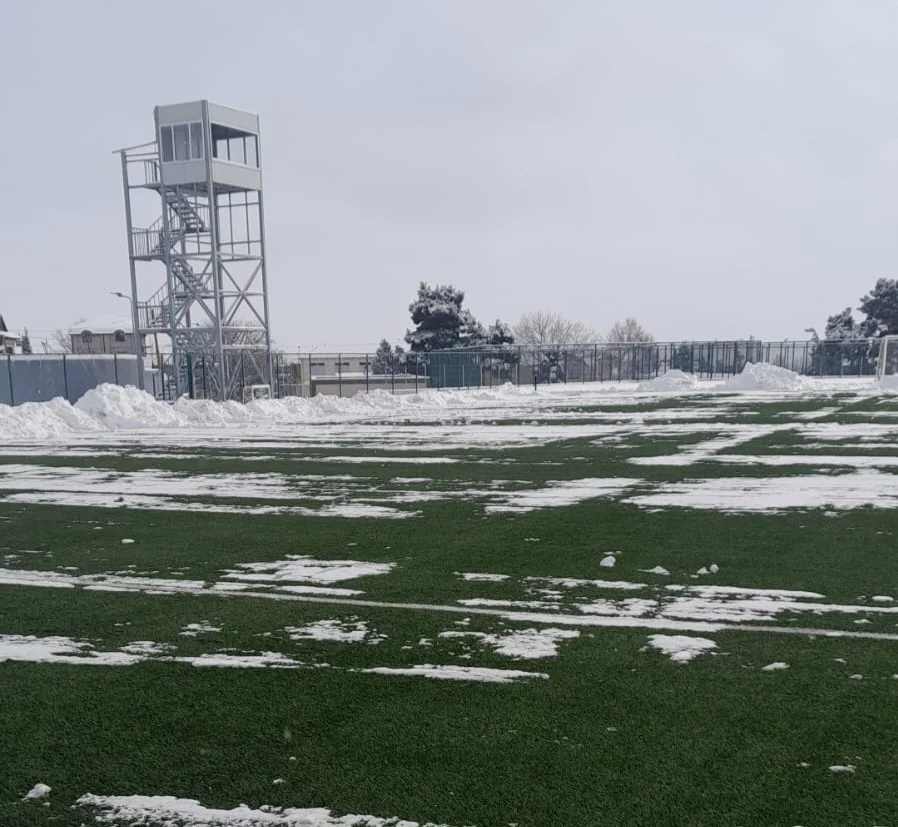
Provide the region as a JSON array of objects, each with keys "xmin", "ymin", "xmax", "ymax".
[
  {"xmin": 720, "ymin": 362, "xmax": 808, "ymax": 392},
  {"xmin": 22, "ymin": 784, "xmax": 51, "ymax": 801},
  {"xmin": 457, "ymin": 572, "xmax": 510, "ymax": 582},
  {"xmin": 360, "ymin": 664, "xmax": 548, "ymax": 683},
  {"xmin": 284, "ymin": 619, "xmax": 383, "ymax": 644},
  {"xmin": 438, "ymin": 627, "xmax": 580, "ymax": 659},
  {"xmin": 636, "ymin": 370, "xmax": 698, "ymax": 393},
  {"xmin": 645, "ymin": 634, "xmax": 717, "ymax": 663},
  {"xmin": 76, "ymin": 793, "xmax": 461, "ymax": 826},
  {"xmin": 223, "ymin": 556, "xmax": 395, "ymax": 585},
  {"xmin": 626, "ymin": 471, "xmax": 898, "ymax": 512},
  {"xmin": 483, "ymin": 478, "xmax": 638, "ymax": 513},
  {"xmin": 179, "ymin": 622, "xmax": 222, "ymax": 637},
  {"xmin": 0, "ymin": 635, "xmax": 140, "ymax": 667},
  {"xmin": 0, "ymin": 367, "xmax": 885, "ymax": 444},
  {"xmin": 761, "ymin": 662, "xmax": 790, "ymax": 671}
]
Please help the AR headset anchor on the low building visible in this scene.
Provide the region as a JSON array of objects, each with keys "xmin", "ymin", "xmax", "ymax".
[
  {"xmin": 69, "ymin": 316, "xmax": 146, "ymax": 356},
  {"xmin": 0, "ymin": 314, "xmax": 19, "ymax": 354}
]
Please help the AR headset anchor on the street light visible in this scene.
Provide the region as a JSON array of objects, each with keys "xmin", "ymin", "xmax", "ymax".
[{"xmin": 109, "ymin": 291, "xmax": 145, "ymax": 389}]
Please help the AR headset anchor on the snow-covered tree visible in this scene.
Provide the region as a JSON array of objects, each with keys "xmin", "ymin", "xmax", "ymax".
[
  {"xmin": 607, "ymin": 317, "xmax": 654, "ymax": 343},
  {"xmin": 824, "ymin": 307, "xmax": 860, "ymax": 340},
  {"xmin": 371, "ymin": 339, "xmax": 406, "ymax": 374},
  {"xmin": 859, "ymin": 279, "xmax": 898, "ymax": 337},
  {"xmin": 487, "ymin": 320, "xmax": 515, "ymax": 347},
  {"xmin": 19, "ymin": 327, "xmax": 32, "ymax": 355},
  {"xmin": 405, "ymin": 283, "xmax": 482, "ymax": 352},
  {"xmin": 807, "ymin": 307, "xmax": 871, "ymax": 376}
]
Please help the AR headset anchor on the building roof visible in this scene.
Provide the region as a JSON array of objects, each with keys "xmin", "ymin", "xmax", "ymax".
[
  {"xmin": 0, "ymin": 314, "xmax": 7, "ymax": 333},
  {"xmin": 68, "ymin": 315, "xmax": 133, "ymax": 335}
]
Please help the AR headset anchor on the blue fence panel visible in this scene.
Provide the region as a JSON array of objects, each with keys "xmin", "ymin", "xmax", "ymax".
[
  {"xmin": 0, "ymin": 354, "xmax": 143, "ymax": 407},
  {"xmin": 63, "ymin": 356, "xmax": 123, "ymax": 403},
  {"xmin": 8, "ymin": 356, "xmax": 67, "ymax": 404},
  {"xmin": 1, "ymin": 356, "xmax": 12, "ymax": 405}
]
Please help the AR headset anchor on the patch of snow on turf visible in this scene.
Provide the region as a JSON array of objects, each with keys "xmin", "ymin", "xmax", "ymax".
[
  {"xmin": 457, "ymin": 572, "xmax": 510, "ymax": 582},
  {"xmin": 646, "ymin": 634, "xmax": 717, "ymax": 663},
  {"xmin": 179, "ymin": 622, "xmax": 222, "ymax": 637},
  {"xmin": 284, "ymin": 619, "xmax": 382, "ymax": 644},
  {"xmin": 439, "ymin": 627, "xmax": 579, "ymax": 659},
  {"xmin": 527, "ymin": 576, "xmax": 647, "ymax": 591},
  {"xmin": 871, "ymin": 595, "xmax": 894, "ymax": 603},
  {"xmin": 599, "ymin": 555, "xmax": 616, "ymax": 568},
  {"xmin": 640, "ymin": 566, "xmax": 670, "ymax": 575},
  {"xmin": 2, "ymin": 490, "xmax": 412, "ymax": 520},
  {"xmin": 120, "ymin": 641, "xmax": 174, "ymax": 657},
  {"xmin": 22, "ymin": 783, "xmax": 51, "ymax": 801},
  {"xmin": 223, "ymin": 555, "xmax": 395, "ymax": 585},
  {"xmin": 626, "ymin": 471, "xmax": 898, "ymax": 512},
  {"xmin": 76, "ymin": 793, "xmax": 462, "ymax": 826},
  {"xmin": 484, "ymin": 478, "xmax": 638, "ymax": 513},
  {"xmin": 180, "ymin": 652, "xmax": 307, "ymax": 670},
  {"xmin": 762, "ymin": 662, "xmax": 790, "ymax": 671},
  {"xmin": 0, "ymin": 635, "xmax": 139, "ymax": 667},
  {"xmin": 361, "ymin": 664, "xmax": 548, "ymax": 683},
  {"xmin": 828, "ymin": 765, "xmax": 856, "ymax": 774}
]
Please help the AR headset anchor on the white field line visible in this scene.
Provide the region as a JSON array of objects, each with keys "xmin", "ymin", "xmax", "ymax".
[{"xmin": 6, "ymin": 571, "xmax": 898, "ymax": 644}]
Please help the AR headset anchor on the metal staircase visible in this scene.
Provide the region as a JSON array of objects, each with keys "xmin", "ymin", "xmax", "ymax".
[{"xmin": 136, "ymin": 189, "xmax": 211, "ymax": 332}]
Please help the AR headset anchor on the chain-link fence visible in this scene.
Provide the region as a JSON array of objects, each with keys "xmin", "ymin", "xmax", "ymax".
[
  {"xmin": 266, "ymin": 339, "xmax": 880, "ymax": 399},
  {"xmin": 5, "ymin": 339, "xmax": 881, "ymax": 406}
]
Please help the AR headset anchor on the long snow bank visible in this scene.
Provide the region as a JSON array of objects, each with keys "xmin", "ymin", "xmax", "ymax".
[{"xmin": 0, "ymin": 366, "xmax": 884, "ymax": 441}]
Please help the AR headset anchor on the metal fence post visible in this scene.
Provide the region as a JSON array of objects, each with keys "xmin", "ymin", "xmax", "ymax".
[
  {"xmin": 62, "ymin": 354, "xmax": 69, "ymax": 402},
  {"xmin": 6, "ymin": 355, "xmax": 13, "ymax": 407},
  {"xmin": 366, "ymin": 353, "xmax": 370, "ymax": 394},
  {"xmin": 338, "ymin": 352, "xmax": 343, "ymax": 398},
  {"xmin": 114, "ymin": 354, "xmax": 119, "ymax": 386}
]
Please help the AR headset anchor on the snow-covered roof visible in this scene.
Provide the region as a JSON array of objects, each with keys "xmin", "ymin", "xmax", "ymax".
[{"xmin": 68, "ymin": 315, "xmax": 133, "ymax": 335}]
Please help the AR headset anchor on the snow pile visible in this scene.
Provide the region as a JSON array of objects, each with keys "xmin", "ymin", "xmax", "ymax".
[
  {"xmin": 76, "ymin": 384, "xmax": 186, "ymax": 429},
  {"xmin": 636, "ymin": 370, "xmax": 697, "ymax": 393},
  {"xmin": 720, "ymin": 362, "xmax": 806, "ymax": 392},
  {"xmin": 0, "ymin": 396, "xmax": 104, "ymax": 439}
]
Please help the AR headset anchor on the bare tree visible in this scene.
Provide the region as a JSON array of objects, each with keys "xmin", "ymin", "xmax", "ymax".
[
  {"xmin": 514, "ymin": 311, "xmax": 598, "ymax": 346},
  {"xmin": 42, "ymin": 328, "xmax": 75, "ymax": 353},
  {"xmin": 607, "ymin": 317, "xmax": 654, "ymax": 343},
  {"xmin": 513, "ymin": 312, "xmax": 599, "ymax": 383}
]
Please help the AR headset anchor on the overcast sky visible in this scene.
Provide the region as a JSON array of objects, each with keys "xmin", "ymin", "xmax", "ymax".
[{"xmin": 3, "ymin": 1, "xmax": 898, "ymax": 350}]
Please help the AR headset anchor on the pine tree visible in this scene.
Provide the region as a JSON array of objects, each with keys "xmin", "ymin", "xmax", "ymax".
[
  {"xmin": 405, "ymin": 282, "xmax": 482, "ymax": 352},
  {"xmin": 859, "ymin": 279, "xmax": 898, "ymax": 337}
]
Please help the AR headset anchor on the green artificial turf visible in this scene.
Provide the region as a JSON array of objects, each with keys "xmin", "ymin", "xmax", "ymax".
[{"xmin": 2, "ymin": 393, "xmax": 898, "ymax": 825}]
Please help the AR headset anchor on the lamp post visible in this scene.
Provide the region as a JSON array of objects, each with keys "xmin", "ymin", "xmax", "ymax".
[{"xmin": 110, "ymin": 290, "xmax": 144, "ymax": 390}]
